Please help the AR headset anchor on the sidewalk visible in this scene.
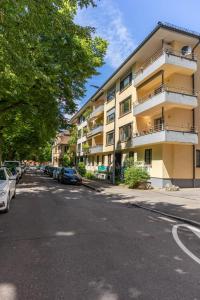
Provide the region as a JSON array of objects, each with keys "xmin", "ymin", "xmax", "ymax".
[{"xmin": 83, "ymin": 179, "xmax": 200, "ymax": 226}]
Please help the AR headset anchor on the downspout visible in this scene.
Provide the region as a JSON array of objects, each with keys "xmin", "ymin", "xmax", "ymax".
[{"xmin": 191, "ymin": 39, "xmax": 200, "ymax": 187}]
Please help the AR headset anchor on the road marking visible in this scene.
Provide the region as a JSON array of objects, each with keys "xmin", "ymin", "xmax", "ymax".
[{"xmin": 172, "ymin": 224, "xmax": 200, "ymax": 265}]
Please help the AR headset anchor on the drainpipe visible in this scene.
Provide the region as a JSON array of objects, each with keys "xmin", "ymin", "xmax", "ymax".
[
  {"xmin": 112, "ymin": 90, "xmax": 117, "ymax": 185},
  {"xmin": 191, "ymin": 39, "xmax": 200, "ymax": 187}
]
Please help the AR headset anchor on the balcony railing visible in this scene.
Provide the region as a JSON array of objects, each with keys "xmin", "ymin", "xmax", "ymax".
[
  {"xmin": 89, "ymin": 145, "xmax": 103, "ymax": 154},
  {"xmin": 134, "ymin": 123, "xmax": 197, "ymax": 137},
  {"xmin": 87, "ymin": 125, "xmax": 104, "ymax": 137},
  {"xmin": 135, "ymin": 85, "xmax": 196, "ymax": 106},
  {"xmin": 134, "ymin": 48, "xmax": 196, "ymax": 77},
  {"xmin": 132, "ymin": 123, "xmax": 198, "ymax": 146},
  {"xmin": 90, "ymin": 105, "xmax": 104, "ymax": 119},
  {"xmin": 133, "ymin": 48, "xmax": 197, "ymax": 86}
]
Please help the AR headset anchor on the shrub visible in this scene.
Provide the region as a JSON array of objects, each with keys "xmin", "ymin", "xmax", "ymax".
[
  {"xmin": 124, "ymin": 166, "xmax": 150, "ymax": 188},
  {"xmin": 85, "ymin": 171, "xmax": 95, "ymax": 180},
  {"xmin": 77, "ymin": 162, "xmax": 86, "ymax": 176}
]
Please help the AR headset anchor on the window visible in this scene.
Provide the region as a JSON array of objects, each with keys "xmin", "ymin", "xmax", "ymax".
[
  {"xmin": 102, "ymin": 155, "xmax": 105, "ymax": 165},
  {"xmin": 196, "ymin": 150, "xmax": 200, "ymax": 167},
  {"xmin": 145, "ymin": 149, "xmax": 152, "ymax": 165},
  {"xmin": 83, "ymin": 126, "xmax": 88, "ymax": 136},
  {"xmin": 78, "ymin": 129, "xmax": 82, "ymax": 138},
  {"xmin": 92, "ymin": 156, "xmax": 94, "ymax": 166},
  {"xmin": 108, "ymin": 154, "xmax": 112, "ymax": 165},
  {"xmin": 107, "ymin": 85, "xmax": 116, "ymax": 102},
  {"xmin": 120, "ymin": 96, "xmax": 131, "ymax": 116},
  {"xmin": 129, "ymin": 151, "xmax": 134, "ymax": 158},
  {"xmin": 119, "ymin": 123, "xmax": 132, "ymax": 142},
  {"xmin": 106, "ymin": 131, "xmax": 114, "ymax": 145},
  {"xmin": 106, "ymin": 108, "xmax": 115, "ymax": 124},
  {"xmin": 97, "ymin": 155, "xmax": 99, "ymax": 165},
  {"xmin": 77, "ymin": 143, "xmax": 81, "ymax": 152},
  {"xmin": 154, "ymin": 118, "xmax": 163, "ymax": 131},
  {"xmin": 120, "ymin": 72, "xmax": 132, "ymax": 91}
]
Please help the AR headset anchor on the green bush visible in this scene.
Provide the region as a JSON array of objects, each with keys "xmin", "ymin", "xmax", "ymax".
[
  {"xmin": 77, "ymin": 162, "xmax": 86, "ymax": 176},
  {"xmin": 124, "ymin": 166, "xmax": 150, "ymax": 188},
  {"xmin": 85, "ymin": 171, "xmax": 95, "ymax": 180}
]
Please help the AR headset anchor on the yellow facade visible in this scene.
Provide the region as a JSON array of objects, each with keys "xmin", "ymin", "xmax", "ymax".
[{"xmin": 71, "ymin": 23, "xmax": 200, "ymax": 187}]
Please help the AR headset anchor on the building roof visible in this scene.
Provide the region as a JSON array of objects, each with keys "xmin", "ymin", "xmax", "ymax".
[{"xmin": 70, "ymin": 22, "xmax": 200, "ymax": 122}]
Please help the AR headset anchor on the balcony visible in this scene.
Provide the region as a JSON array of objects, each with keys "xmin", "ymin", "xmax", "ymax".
[
  {"xmin": 77, "ymin": 135, "xmax": 87, "ymax": 144},
  {"xmin": 133, "ymin": 124, "xmax": 198, "ymax": 147},
  {"xmin": 87, "ymin": 125, "xmax": 104, "ymax": 137},
  {"xmin": 89, "ymin": 145, "xmax": 103, "ymax": 154},
  {"xmin": 90, "ymin": 105, "xmax": 104, "ymax": 119},
  {"xmin": 133, "ymin": 49, "xmax": 197, "ymax": 87},
  {"xmin": 133, "ymin": 85, "xmax": 197, "ymax": 116}
]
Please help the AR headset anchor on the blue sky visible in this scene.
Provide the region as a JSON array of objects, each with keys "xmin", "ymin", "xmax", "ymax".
[{"xmin": 75, "ymin": 0, "xmax": 200, "ymax": 107}]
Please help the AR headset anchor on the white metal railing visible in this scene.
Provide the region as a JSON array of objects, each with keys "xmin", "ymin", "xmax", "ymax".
[
  {"xmin": 90, "ymin": 105, "xmax": 104, "ymax": 118},
  {"xmin": 89, "ymin": 145, "xmax": 103, "ymax": 153},
  {"xmin": 134, "ymin": 84, "xmax": 196, "ymax": 106},
  {"xmin": 134, "ymin": 48, "xmax": 197, "ymax": 79},
  {"xmin": 133, "ymin": 123, "xmax": 197, "ymax": 137},
  {"xmin": 87, "ymin": 125, "xmax": 104, "ymax": 137}
]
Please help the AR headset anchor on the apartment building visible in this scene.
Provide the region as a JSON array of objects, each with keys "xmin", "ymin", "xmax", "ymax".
[
  {"xmin": 52, "ymin": 130, "xmax": 70, "ymax": 167},
  {"xmin": 70, "ymin": 22, "xmax": 200, "ymax": 188}
]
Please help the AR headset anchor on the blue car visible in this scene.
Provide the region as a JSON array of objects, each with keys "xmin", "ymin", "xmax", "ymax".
[{"xmin": 59, "ymin": 168, "xmax": 82, "ymax": 185}]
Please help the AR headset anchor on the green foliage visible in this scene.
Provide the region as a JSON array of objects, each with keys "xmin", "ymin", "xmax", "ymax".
[
  {"xmin": 124, "ymin": 167, "xmax": 150, "ymax": 188},
  {"xmin": 82, "ymin": 107, "xmax": 92, "ymax": 119},
  {"xmin": 77, "ymin": 162, "xmax": 86, "ymax": 176},
  {"xmin": 62, "ymin": 153, "xmax": 71, "ymax": 167},
  {"xmin": 123, "ymin": 157, "xmax": 135, "ymax": 168},
  {"xmin": 82, "ymin": 142, "xmax": 90, "ymax": 153},
  {"xmin": 85, "ymin": 171, "xmax": 95, "ymax": 179},
  {"xmin": 0, "ymin": 0, "xmax": 107, "ymax": 161}
]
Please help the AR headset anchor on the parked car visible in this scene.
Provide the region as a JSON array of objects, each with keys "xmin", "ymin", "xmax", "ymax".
[
  {"xmin": 0, "ymin": 167, "xmax": 16, "ymax": 213},
  {"xmin": 3, "ymin": 161, "xmax": 22, "ymax": 179},
  {"xmin": 59, "ymin": 168, "xmax": 82, "ymax": 185},
  {"xmin": 48, "ymin": 167, "xmax": 55, "ymax": 177},
  {"xmin": 53, "ymin": 167, "xmax": 62, "ymax": 180}
]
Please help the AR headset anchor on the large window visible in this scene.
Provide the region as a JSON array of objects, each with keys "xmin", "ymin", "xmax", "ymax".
[
  {"xmin": 107, "ymin": 85, "xmax": 116, "ymax": 102},
  {"xmin": 106, "ymin": 131, "xmax": 114, "ymax": 145},
  {"xmin": 120, "ymin": 96, "xmax": 131, "ymax": 117},
  {"xmin": 106, "ymin": 108, "xmax": 115, "ymax": 124},
  {"xmin": 77, "ymin": 143, "xmax": 81, "ymax": 152},
  {"xmin": 145, "ymin": 149, "xmax": 152, "ymax": 165},
  {"xmin": 196, "ymin": 150, "xmax": 200, "ymax": 167},
  {"xmin": 119, "ymin": 123, "xmax": 132, "ymax": 142},
  {"xmin": 120, "ymin": 72, "xmax": 132, "ymax": 92}
]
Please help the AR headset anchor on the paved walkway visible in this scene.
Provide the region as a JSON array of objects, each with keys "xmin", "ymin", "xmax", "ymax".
[{"xmin": 83, "ymin": 179, "xmax": 200, "ymax": 225}]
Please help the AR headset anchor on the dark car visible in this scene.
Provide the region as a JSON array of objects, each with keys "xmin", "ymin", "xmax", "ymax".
[
  {"xmin": 48, "ymin": 167, "xmax": 56, "ymax": 177},
  {"xmin": 59, "ymin": 168, "xmax": 82, "ymax": 185}
]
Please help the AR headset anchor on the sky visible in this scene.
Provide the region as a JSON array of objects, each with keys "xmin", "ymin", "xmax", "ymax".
[{"xmin": 75, "ymin": 0, "xmax": 200, "ymax": 107}]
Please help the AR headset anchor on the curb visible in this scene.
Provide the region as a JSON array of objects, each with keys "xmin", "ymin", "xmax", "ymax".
[
  {"xmin": 129, "ymin": 202, "xmax": 200, "ymax": 229},
  {"xmin": 82, "ymin": 182, "xmax": 102, "ymax": 192},
  {"xmin": 83, "ymin": 182, "xmax": 200, "ymax": 228}
]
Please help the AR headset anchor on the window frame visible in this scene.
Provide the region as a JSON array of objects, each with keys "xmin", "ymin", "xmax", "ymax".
[
  {"xmin": 107, "ymin": 85, "xmax": 116, "ymax": 102},
  {"xmin": 144, "ymin": 149, "xmax": 152, "ymax": 165},
  {"xmin": 120, "ymin": 72, "xmax": 132, "ymax": 92},
  {"xmin": 119, "ymin": 123, "xmax": 132, "ymax": 142},
  {"xmin": 106, "ymin": 131, "xmax": 114, "ymax": 146},
  {"xmin": 106, "ymin": 107, "xmax": 115, "ymax": 124},
  {"xmin": 119, "ymin": 96, "xmax": 132, "ymax": 117},
  {"xmin": 196, "ymin": 150, "xmax": 200, "ymax": 167}
]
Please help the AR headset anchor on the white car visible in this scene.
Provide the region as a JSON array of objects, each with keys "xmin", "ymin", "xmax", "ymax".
[
  {"xmin": 3, "ymin": 161, "xmax": 22, "ymax": 179},
  {"xmin": 0, "ymin": 167, "xmax": 16, "ymax": 213}
]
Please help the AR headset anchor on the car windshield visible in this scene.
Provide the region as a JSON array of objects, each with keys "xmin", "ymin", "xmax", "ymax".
[
  {"xmin": 0, "ymin": 169, "xmax": 6, "ymax": 180},
  {"xmin": 4, "ymin": 161, "xmax": 20, "ymax": 168},
  {"xmin": 64, "ymin": 168, "xmax": 76, "ymax": 175}
]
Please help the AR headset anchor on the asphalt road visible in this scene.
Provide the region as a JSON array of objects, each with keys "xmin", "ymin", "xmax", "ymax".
[{"xmin": 0, "ymin": 173, "xmax": 200, "ymax": 300}]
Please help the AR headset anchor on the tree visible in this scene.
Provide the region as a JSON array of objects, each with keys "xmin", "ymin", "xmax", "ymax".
[{"xmin": 0, "ymin": 0, "xmax": 107, "ymax": 162}]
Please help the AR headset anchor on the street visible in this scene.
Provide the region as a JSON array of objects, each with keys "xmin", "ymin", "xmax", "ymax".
[{"xmin": 0, "ymin": 173, "xmax": 200, "ymax": 300}]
